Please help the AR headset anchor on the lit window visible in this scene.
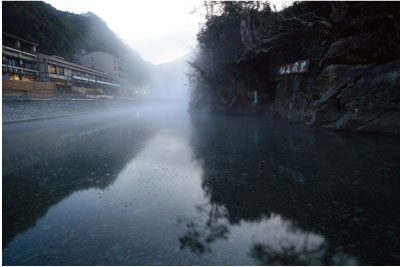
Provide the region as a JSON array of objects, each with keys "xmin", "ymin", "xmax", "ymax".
[
  {"xmin": 50, "ymin": 65, "xmax": 56, "ymax": 74},
  {"xmin": 9, "ymin": 74, "xmax": 20, "ymax": 80}
]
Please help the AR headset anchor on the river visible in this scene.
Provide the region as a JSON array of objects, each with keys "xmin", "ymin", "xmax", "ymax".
[{"xmin": 3, "ymin": 103, "xmax": 400, "ymax": 265}]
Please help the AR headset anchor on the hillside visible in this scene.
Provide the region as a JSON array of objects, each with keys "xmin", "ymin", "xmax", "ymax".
[
  {"xmin": 149, "ymin": 53, "xmax": 192, "ymax": 102},
  {"xmin": 2, "ymin": 1, "xmax": 152, "ymax": 86}
]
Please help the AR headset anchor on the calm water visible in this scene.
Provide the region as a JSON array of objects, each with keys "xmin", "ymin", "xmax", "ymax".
[{"xmin": 3, "ymin": 104, "xmax": 400, "ymax": 265}]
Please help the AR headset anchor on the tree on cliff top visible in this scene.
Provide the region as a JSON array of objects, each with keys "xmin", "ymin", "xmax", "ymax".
[{"xmin": 188, "ymin": 1, "xmax": 400, "ymax": 112}]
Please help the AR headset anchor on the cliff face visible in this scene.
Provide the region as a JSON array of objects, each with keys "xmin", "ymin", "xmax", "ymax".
[{"xmin": 189, "ymin": 2, "xmax": 400, "ymax": 134}]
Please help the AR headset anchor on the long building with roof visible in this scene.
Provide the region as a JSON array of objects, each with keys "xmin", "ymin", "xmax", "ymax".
[
  {"xmin": 38, "ymin": 53, "xmax": 121, "ymax": 95},
  {"xmin": 2, "ymin": 32, "xmax": 128, "ymax": 96}
]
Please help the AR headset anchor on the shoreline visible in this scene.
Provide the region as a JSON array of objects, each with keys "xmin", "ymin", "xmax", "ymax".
[{"xmin": 2, "ymin": 97, "xmax": 139, "ymax": 123}]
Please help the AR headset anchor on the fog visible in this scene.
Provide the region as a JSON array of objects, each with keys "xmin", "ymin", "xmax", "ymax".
[
  {"xmin": 147, "ymin": 53, "xmax": 192, "ymax": 108},
  {"xmin": 4, "ymin": 1, "xmax": 400, "ymax": 266},
  {"xmin": 4, "ymin": 96, "xmax": 400, "ymax": 265}
]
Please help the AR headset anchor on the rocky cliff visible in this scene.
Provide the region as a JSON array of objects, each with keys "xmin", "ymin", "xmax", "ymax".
[{"xmin": 189, "ymin": 2, "xmax": 400, "ymax": 134}]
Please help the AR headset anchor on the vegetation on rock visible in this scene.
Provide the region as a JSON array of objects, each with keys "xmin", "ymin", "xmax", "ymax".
[{"xmin": 188, "ymin": 1, "xmax": 400, "ymax": 133}]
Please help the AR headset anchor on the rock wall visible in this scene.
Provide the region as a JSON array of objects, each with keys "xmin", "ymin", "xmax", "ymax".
[
  {"xmin": 273, "ymin": 38, "xmax": 400, "ymax": 134},
  {"xmin": 190, "ymin": 2, "xmax": 400, "ymax": 134}
]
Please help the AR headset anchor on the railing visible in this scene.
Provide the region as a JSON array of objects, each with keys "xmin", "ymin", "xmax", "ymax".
[
  {"xmin": 4, "ymin": 60, "xmax": 20, "ymax": 68},
  {"xmin": 23, "ymin": 62, "xmax": 38, "ymax": 70},
  {"xmin": 71, "ymin": 75, "xmax": 120, "ymax": 87},
  {"xmin": 118, "ymin": 64, "xmax": 128, "ymax": 70},
  {"xmin": 3, "ymin": 59, "xmax": 38, "ymax": 71},
  {"xmin": 21, "ymin": 46, "xmax": 37, "ymax": 54},
  {"xmin": 3, "ymin": 42, "xmax": 37, "ymax": 54},
  {"xmin": 3, "ymin": 42, "xmax": 19, "ymax": 50}
]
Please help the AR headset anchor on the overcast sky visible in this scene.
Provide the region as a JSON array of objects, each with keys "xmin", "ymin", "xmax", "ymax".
[{"xmin": 45, "ymin": 0, "xmax": 290, "ymax": 65}]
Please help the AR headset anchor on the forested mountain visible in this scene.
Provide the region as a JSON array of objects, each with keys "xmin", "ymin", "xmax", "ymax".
[{"xmin": 2, "ymin": 1, "xmax": 151, "ymax": 86}]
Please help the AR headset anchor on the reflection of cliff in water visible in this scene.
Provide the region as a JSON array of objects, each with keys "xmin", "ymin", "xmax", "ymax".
[
  {"xmin": 3, "ymin": 115, "xmax": 154, "ymax": 248},
  {"xmin": 185, "ymin": 114, "xmax": 400, "ymax": 265}
]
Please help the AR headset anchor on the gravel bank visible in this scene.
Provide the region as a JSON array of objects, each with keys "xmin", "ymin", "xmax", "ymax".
[{"xmin": 2, "ymin": 98, "xmax": 138, "ymax": 122}]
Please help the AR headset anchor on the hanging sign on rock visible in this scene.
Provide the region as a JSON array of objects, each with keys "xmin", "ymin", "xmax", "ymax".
[{"xmin": 278, "ymin": 59, "xmax": 310, "ymax": 75}]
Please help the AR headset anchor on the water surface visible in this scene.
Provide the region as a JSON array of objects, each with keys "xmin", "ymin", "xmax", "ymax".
[{"xmin": 3, "ymin": 105, "xmax": 400, "ymax": 265}]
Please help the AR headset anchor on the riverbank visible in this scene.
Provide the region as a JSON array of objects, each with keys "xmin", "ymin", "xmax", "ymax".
[{"xmin": 2, "ymin": 97, "xmax": 139, "ymax": 123}]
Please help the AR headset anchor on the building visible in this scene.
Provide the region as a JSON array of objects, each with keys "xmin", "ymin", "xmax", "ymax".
[
  {"xmin": 2, "ymin": 33, "xmax": 126, "ymax": 96},
  {"xmin": 76, "ymin": 51, "xmax": 128, "ymax": 85},
  {"xmin": 38, "ymin": 53, "xmax": 121, "ymax": 95},
  {"xmin": 2, "ymin": 32, "xmax": 39, "ymax": 81}
]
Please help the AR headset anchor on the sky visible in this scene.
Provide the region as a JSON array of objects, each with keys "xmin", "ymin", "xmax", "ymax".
[{"xmin": 45, "ymin": 0, "xmax": 291, "ymax": 65}]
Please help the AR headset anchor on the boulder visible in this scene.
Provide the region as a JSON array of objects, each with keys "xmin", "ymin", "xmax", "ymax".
[
  {"xmin": 309, "ymin": 65, "xmax": 369, "ymax": 126},
  {"xmin": 322, "ymin": 34, "xmax": 393, "ymax": 65},
  {"xmin": 337, "ymin": 60, "xmax": 400, "ymax": 103},
  {"xmin": 310, "ymin": 60, "xmax": 400, "ymax": 133},
  {"xmin": 335, "ymin": 60, "xmax": 400, "ymax": 132},
  {"xmin": 312, "ymin": 64, "xmax": 354, "ymax": 100}
]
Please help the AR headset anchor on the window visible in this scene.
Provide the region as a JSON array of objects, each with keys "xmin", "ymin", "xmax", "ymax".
[
  {"xmin": 57, "ymin": 67, "xmax": 64, "ymax": 75},
  {"xmin": 50, "ymin": 65, "xmax": 56, "ymax": 74},
  {"xmin": 72, "ymin": 71, "xmax": 81, "ymax": 77},
  {"xmin": 9, "ymin": 74, "xmax": 20, "ymax": 80},
  {"xmin": 6, "ymin": 57, "xmax": 19, "ymax": 67},
  {"xmin": 23, "ymin": 61, "xmax": 37, "ymax": 70}
]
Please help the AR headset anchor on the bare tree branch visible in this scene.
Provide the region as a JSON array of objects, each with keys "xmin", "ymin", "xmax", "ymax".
[{"xmin": 281, "ymin": 15, "xmax": 333, "ymax": 29}]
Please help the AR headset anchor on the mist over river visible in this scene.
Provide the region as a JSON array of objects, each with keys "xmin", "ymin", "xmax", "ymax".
[{"xmin": 3, "ymin": 102, "xmax": 400, "ymax": 265}]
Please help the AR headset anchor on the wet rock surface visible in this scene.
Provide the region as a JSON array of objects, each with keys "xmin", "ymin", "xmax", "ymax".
[
  {"xmin": 310, "ymin": 60, "xmax": 400, "ymax": 133},
  {"xmin": 189, "ymin": 2, "xmax": 400, "ymax": 134},
  {"xmin": 321, "ymin": 33, "xmax": 394, "ymax": 66}
]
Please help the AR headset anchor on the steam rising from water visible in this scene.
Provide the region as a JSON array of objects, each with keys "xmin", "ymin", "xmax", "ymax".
[{"xmin": 147, "ymin": 53, "xmax": 192, "ymax": 110}]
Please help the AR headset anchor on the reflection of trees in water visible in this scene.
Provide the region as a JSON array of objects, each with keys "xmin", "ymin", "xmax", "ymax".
[
  {"xmin": 248, "ymin": 214, "xmax": 358, "ymax": 265},
  {"xmin": 251, "ymin": 242, "xmax": 321, "ymax": 266},
  {"xmin": 3, "ymin": 116, "xmax": 154, "ymax": 247},
  {"xmin": 178, "ymin": 202, "xmax": 229, "ymax": 254},
  {"xmin": 251, "ymin": 241, "xmax": 358, "ymax": 266},
  {"xmin": 185, "ymin": 114, "xmax": 400, "ymax": 265},
  {"xmin": 248, "ymin": 214, "xmax": 326, "ymax": 265},
  {"xmin": 178, "ymin": 198, "xmax": 359, "ymax": 265}
]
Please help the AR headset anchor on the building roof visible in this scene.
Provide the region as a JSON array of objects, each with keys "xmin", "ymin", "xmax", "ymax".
[{"xmin": 2, "ymin": 32, "xmax": 39, "ymax": 46}]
